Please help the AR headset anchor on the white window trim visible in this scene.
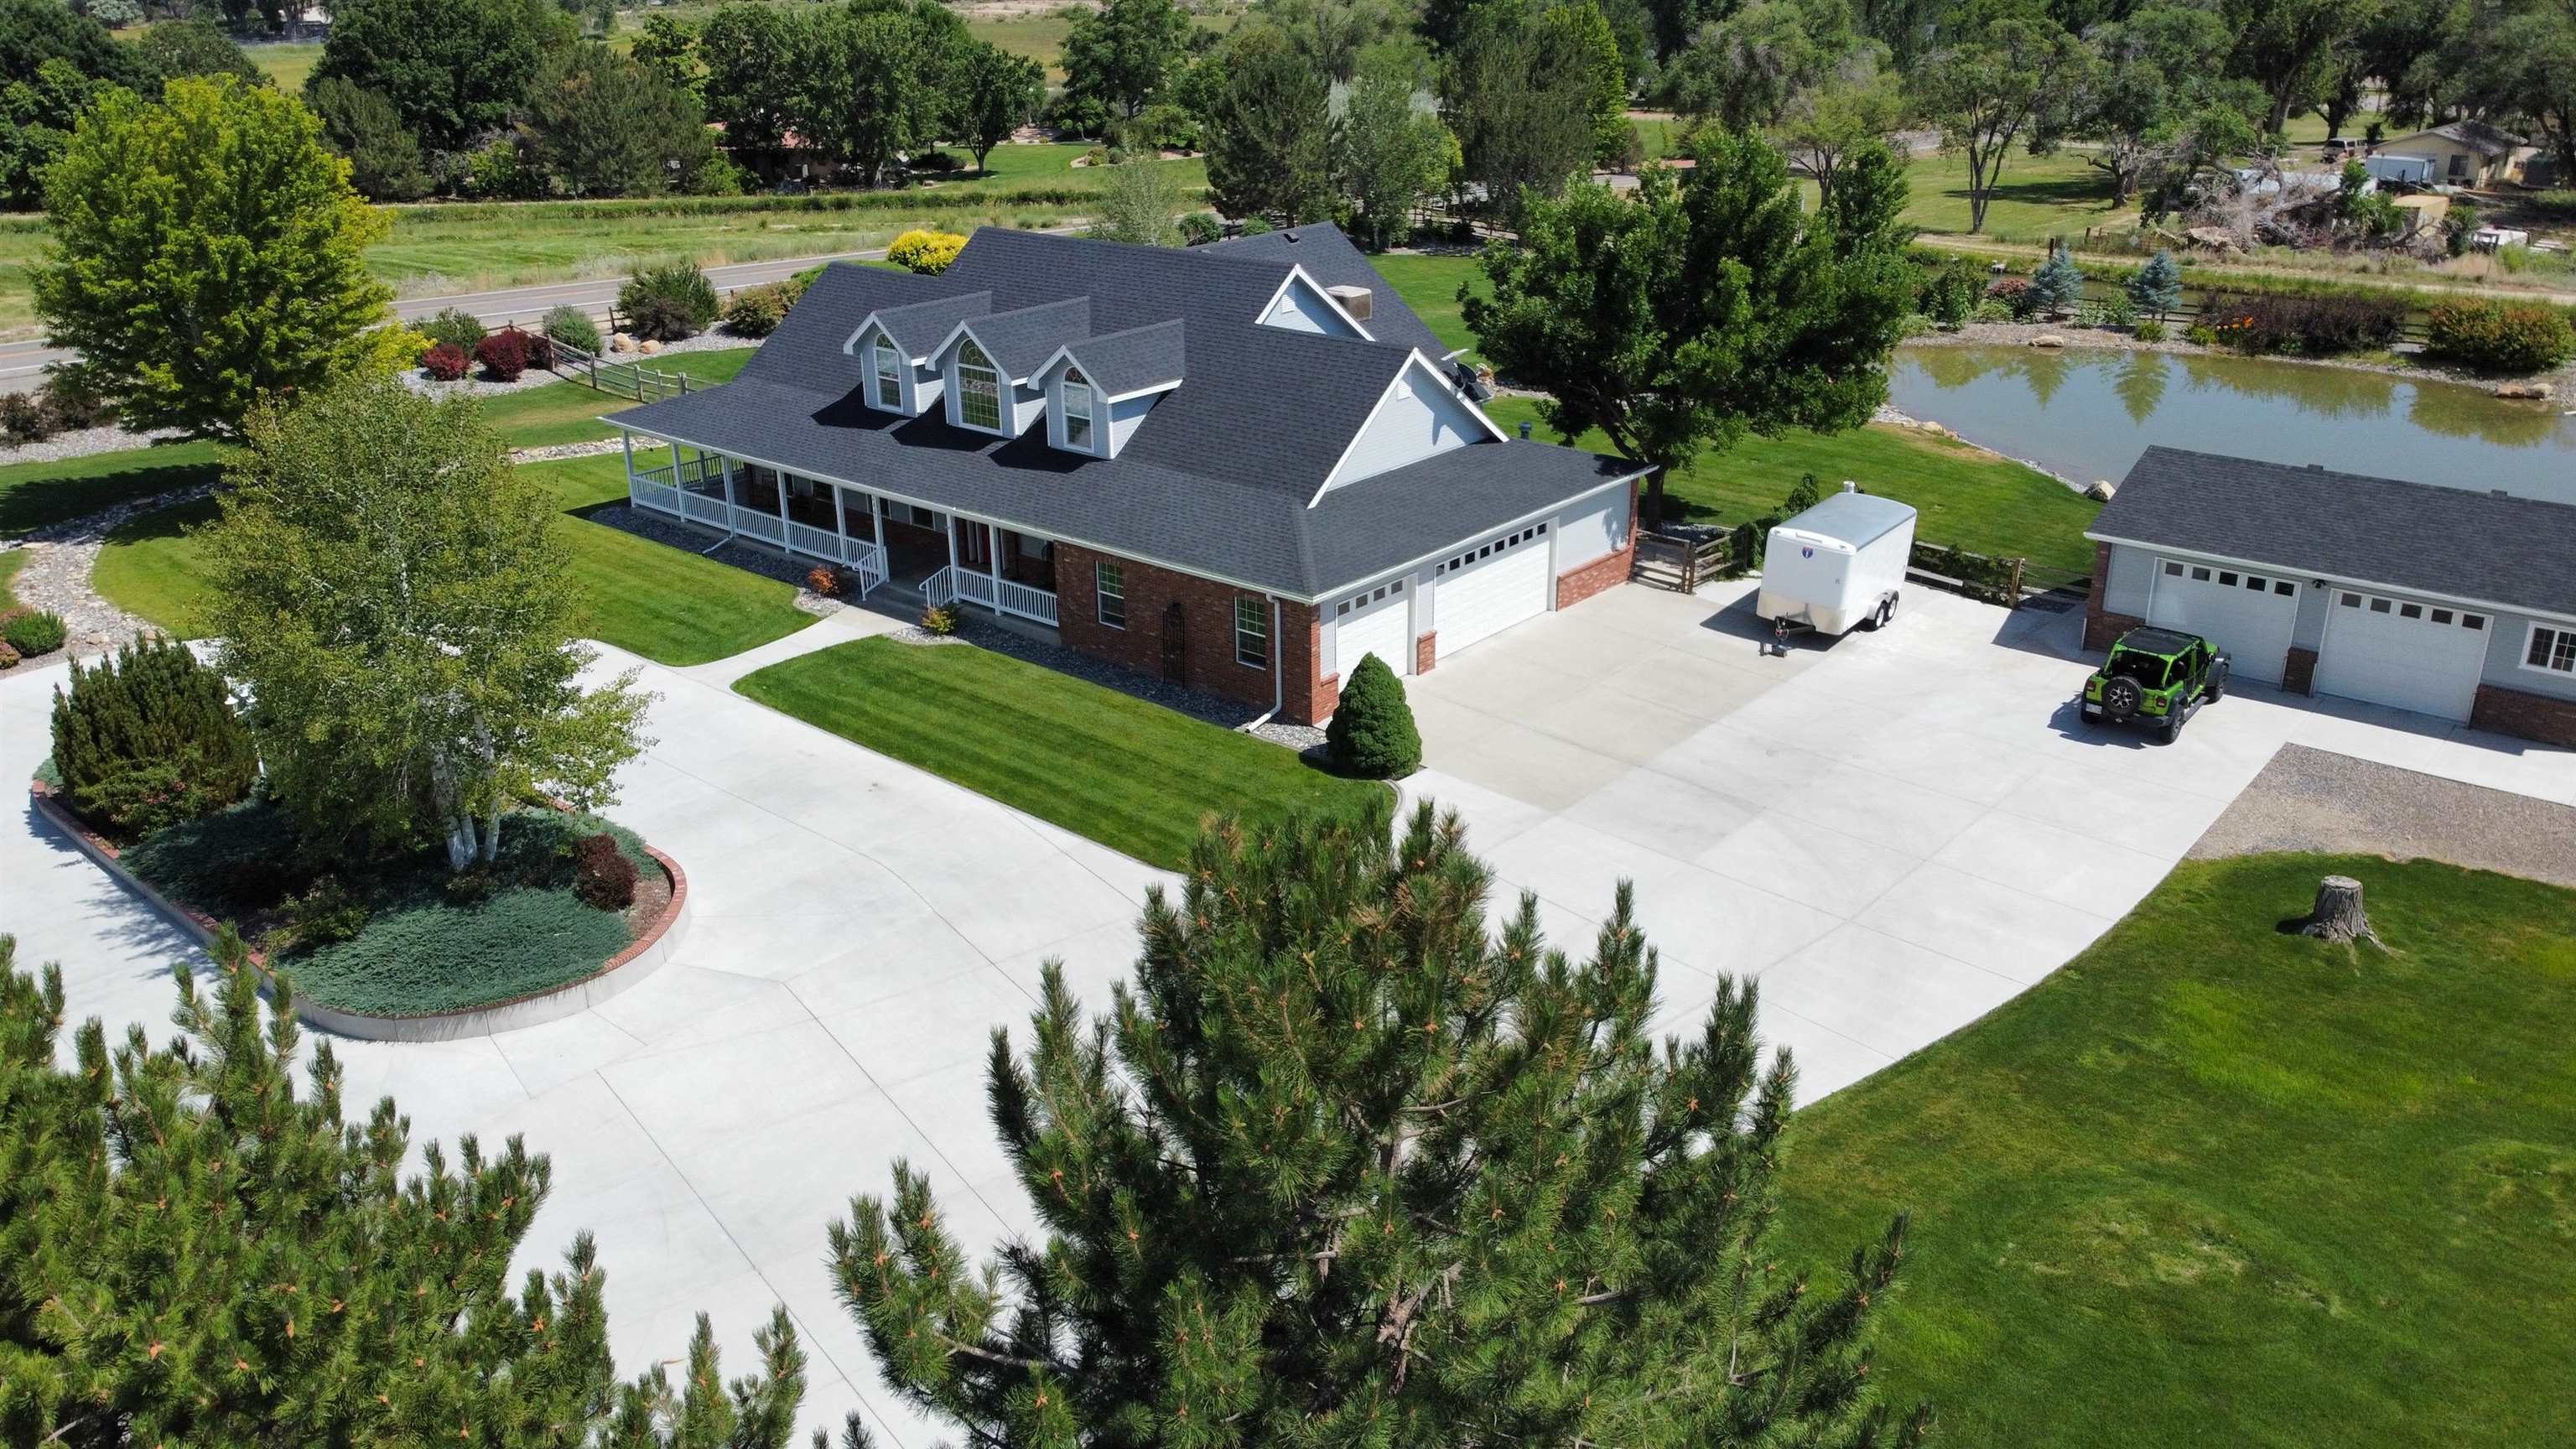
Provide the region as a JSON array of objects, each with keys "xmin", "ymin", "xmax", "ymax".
[
  {"xmin": 1058, "ymin": 371, "xmax": 1098, "ymax": 455},
  {"xmin": 2092, "ymin": 531, "xmax": 2576, "ymax": 631},
  {"xmin": 1095, "ymin": 561, "xmax": 1126, "ymax": 630},
  {"xmin": 953, "ymin": 340, "xmax": 1006, "ymax": 436},
  {"xmin": 871, "ymin": 338, "xmax": 904, "ymax": 413},
  {"xmin": 1233, "ymin": 595, "xmax": 1269, "ymax": 669},
  {"xmin": 2522, "ymin": 621, "xmax": 2576, "ymax": 677}
]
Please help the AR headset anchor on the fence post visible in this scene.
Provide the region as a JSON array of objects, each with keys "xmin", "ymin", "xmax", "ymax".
[
  {"xmin": 2007, "ymin": 556, "xmax": 2026, "ymax": 605},
  {"xmin": 589, "ymin": 356, "xmax": 598, "ymax": 390},
  {"xmin": 680, "ymin": 374, "xmax": 690, "ymax": 396}
]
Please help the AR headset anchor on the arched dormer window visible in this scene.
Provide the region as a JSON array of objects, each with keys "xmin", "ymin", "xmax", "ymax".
[
  {"xmin": 1062, "ymin": 366, "xmax": 1094, "ymax": 450},
  {"xmin": 957, "ymin": 339, "xmax": 1002, "ymax": 431},
  {"xmin": 872, "ymin": 339, "xmax": 901, "ymax": 409}
]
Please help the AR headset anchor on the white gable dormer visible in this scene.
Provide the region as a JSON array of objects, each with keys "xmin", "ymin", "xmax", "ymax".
[
  {"xmin": 845, "ymin": 318, "xmax": 943, "ymax": 416},
  {"xmin": 1257, "ymin": 266, "xmax": 1374, "ymax": 341},
  {"xmin": 937, "ymin": 330, "xmax": 1045, "ymax": 438},
  {"xmin": 1312, "ymin": 352, "xmax": 1505, "ymax": 501},
  {"xmin": 1029, "ymin": 322, "xmax": 1184, "ymax": 461}
]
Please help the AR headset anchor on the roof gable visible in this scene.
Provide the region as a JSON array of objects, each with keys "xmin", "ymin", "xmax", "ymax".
[
  {"xmin": 851, "ymin": 291, "xmax": 994, "ymax": 361},
  {"xmin": 1035, "ymin": 319, "xmax": 1187, "ymax": 398}
]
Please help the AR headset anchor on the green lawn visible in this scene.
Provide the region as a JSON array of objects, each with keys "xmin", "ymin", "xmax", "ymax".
[
  {"xmin": 1774, "ymin": 854, "xmax": 2576, "ymax": 1447},
  {"xmin": 91, "ymin": 453, "xmax": 813, "ymax": 667},
  {"xmin": 1479, "ymin": 397, "xmax": 2098, "ymax": 574},
  {"xmin": 1868, "ymin": 147, "xmax": 2132, "ymax": 244},
  {"xmin": 0, "ymin": 546, "xmax": 23, "ymax": 611},
  {"xmin": 0, "ymin": 439, "xmax": 231, "ymax": 539},
  {"xmin": 1367, "ymin": 252, "xmax": 1488, "ymax": 358},
  {"xmin": 242, "ymin": 40, "xmax": 323, "ymax": 91},
  {"xmin": 735, "ymin": 637, "xmax": 1385, "ymax": 870},
  {"xmin": 482, "ymin": 346, "xmax": 755, "ymax": 449}
]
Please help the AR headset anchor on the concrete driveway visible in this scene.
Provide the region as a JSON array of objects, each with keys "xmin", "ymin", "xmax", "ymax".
[
  {"xmin": 1401, "ymin": 579, "xmax": 2576, "ymax": 1101},
  {"xmin": 1, "ymin": 640, "xmax": 1170, "ymax": 1446}
]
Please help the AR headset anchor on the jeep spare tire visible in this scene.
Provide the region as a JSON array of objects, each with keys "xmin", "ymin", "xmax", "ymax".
[{"xmin": 2100, "ymin": 676, "xmax": 2142, "ymax": 719}]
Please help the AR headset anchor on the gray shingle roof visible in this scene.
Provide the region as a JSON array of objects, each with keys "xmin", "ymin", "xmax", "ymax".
[
  {"xmin": 1052, "ymin": 319, "xmax": 1186, "ymax": 396},
  {"xmin": 2090, "ymin": 446, "xmax": 2576, "ymax": 621},
  {"xmin": 866, "ymin": 291, "xmax": 991, "ymax": 360},
  {"xmin": 608, "ymin": 226, "xmax": 1636, "ymax": 597},
  {"xmin": 952, "ymin": 298, "xmax": 1091, "ymax": 380},
  {"xmin": 1202, "ymin": 224, "xmax": 1453, "ymax": 358}
]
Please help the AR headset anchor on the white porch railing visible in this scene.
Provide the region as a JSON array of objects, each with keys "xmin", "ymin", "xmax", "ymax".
[
  {"xmin": 733, "ymin": 510, "xmax": 786, "ymax": 546},
  {"xmin": 786, "ymin": 519, "xmax": 839, "ymax": 558},
  {"xmin": 930, "ymin": 566, "xmax": 1058, "ymax": 626},
  {"xmin": 679, "ymin": 491, "xmax": 730, "ymax": 528}
]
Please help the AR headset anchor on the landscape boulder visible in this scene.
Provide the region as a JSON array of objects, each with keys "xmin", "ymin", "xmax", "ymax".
[
  {"xmin": 2086, "ymin": 480, "xmax": 2118, "ymax": 501},
  {"xmin": 2030, "ymin": 333, "xmax": 2069, "ymax": 349},
  {"xmin": 2492, "ymin": 381, "xmax": 2554, "ymax": 400}
]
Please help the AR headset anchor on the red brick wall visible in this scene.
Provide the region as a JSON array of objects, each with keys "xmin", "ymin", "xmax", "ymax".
[
  {"xmin": 2282, "ymin": 646, "xmax": 2318, "ymax": 695},
  {"xmin": 2470, "ymin": 682, "xmax": 2576, "ymax": 747},
  {"xmin": 1279, "ymin": 600, "xmax": 1332, "ymax": 724},
  {"xmin": 2082, "ymin": 543, "xmax": 2145, "ymax": 652},
  {"xmin": 1053, "ymin": 543, "xmax": 1311, "ymax": 719},
  {"xmin": 1553, "ymin": 480, "xmax": 1639, "ymax": 610},
  {"xmin": 1414, "ymin": 631, "xmax": 1437, "ymax": 674}
]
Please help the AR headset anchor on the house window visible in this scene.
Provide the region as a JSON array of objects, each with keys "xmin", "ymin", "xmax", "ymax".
[
  {"xmin": 2191, "ymin": 567, "xmax": 2212, "ymax": 582},
  {"xmin": 1234, "ymin": 597, "xmax": 1268, "ymax": 669},
  {"xmin": 1096, "ymin": 561, "xmax": 1125, "ymax": 629},
  {"xmin": 874, "ymin": 340, "xmax": 901, "ymax": 409},
  {"xmin": 908, "ymin": 504, "xmax": 937, "ymax": 528},
  {"xmin": 1062, "ymin": 366, "xmax": 1094, "ymax": 449},
  {"xmin": 958, "ymin": 340, "xmax": 1002, "ymax": 431},
  {"xmin": 2527, "ymin": 624, "xmax": 2576, "ymax": 675}
]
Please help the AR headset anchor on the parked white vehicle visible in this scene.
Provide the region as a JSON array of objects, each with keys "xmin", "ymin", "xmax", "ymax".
[{"xmin": 1756, "ymin": 486, "xmax": 1917, "ymax": 638}]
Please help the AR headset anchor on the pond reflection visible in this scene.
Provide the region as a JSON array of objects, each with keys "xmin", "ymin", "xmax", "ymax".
[{"xmin": 1889, "ymin": 345, "xmax": 2574, "ymax": 500}]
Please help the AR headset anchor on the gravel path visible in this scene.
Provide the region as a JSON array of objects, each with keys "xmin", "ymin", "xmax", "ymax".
[
  {"xmin": 3, "ymin": 480, "xmax": 209, "ymax": 657},
  {"xmin": 2188, "ymin": 744, "xmax": 2576, "ymax": 887}
]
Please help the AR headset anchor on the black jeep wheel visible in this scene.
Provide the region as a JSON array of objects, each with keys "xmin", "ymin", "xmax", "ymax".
[
  {"xmin": 2100, "ymin": 676, "xmax": 2143, "ymax": 720},
  {"xmin": 2163, "ymin": 700, "xmax": 2188, "ymax": 743},
  {"xmin": 2206, "ymin": 660, "xmax": 2229, "ymax": 701}
]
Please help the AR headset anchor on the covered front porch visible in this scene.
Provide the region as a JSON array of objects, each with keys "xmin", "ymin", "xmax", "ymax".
[{"xmin": 619, "ymin": 433, "xmax": 1063, "ymax": 628}]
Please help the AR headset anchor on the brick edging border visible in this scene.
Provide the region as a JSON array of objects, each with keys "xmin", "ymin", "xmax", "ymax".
[{"xmin": 29, "ymin": 782, "xmax": 691, "ymax": 1042}]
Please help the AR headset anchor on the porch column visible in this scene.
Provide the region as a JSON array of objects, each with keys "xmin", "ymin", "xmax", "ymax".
[
  {"xmin": 774, "ymin": 470, "xmax": 791, "ymax": 542},
  {"xmin": 944, "ymin": 513, "xmax": 959, "ymax": 577},
  {"xmin": 987, "ymin": 523, "xmax": 1002, "ymax": 605},
  {"xmin": 831, "ymin": 484, "xmax": 849, "ymax": 563},
  {"xmin": 670, "ymin": 439, "xmax": 684, "ymax": 489}
]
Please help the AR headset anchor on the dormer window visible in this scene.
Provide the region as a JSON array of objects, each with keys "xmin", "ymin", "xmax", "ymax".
[
  {"xmin": 958, "ymin": 340, "xmax": 1002, "ymax": 431},
  {"xmin": 1062, "ymin": 367, "xmax": 1094, "ymax": 450},
  {"xmin": 873, "ymin": 340, "xmax": 901, "ymax": 409}
]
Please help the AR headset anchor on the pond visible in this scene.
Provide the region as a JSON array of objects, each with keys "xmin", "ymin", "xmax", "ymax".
[{"xmin": 1888, "ymin": 345, "xmax": 2576, "ymax": 506}]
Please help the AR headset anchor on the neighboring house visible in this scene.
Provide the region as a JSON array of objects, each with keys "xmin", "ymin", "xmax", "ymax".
[
  {"xmin": 607, "ymin": 225, "xmax": 1643, "ymax": 725},
  {"xmin": 2084, "ymin": 447, "xmax": 2576, "ymax": 745},
  {"xmin": 2376, "ymin": 121, "xmax": 2540, "ymax": 188}
]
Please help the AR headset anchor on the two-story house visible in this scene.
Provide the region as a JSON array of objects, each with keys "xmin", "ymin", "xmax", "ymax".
[{"xmin": 606, "ymin": 225, "xmax": 1644, "ymax": 725}]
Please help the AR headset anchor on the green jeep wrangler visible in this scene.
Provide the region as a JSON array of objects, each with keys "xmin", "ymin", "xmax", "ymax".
[{"xmin": 2080, "ymin": 626, "xmax": 2229, "ymax": 741}]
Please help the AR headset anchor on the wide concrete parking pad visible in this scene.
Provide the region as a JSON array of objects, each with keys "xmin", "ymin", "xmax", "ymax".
[
  {"xmin": 1404, "ymin": 580, "xmax": 2576, "ymax": 1101},
  {"xmin": 0, "ymin": 646, "xmax": 1171, "ymax": 1447}
]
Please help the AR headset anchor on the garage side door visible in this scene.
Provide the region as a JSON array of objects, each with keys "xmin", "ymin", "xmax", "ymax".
[
  {"xmin": 2147, "ymin": 558, "xmax": 2300, "ymax": 684},
  {"xmin": 1332, "ymin": 578, "xmax": 1411, "ymax": 678},
  {"xmin": 2314, "ymin": 589, "xmax": 2489, "ymax": 721},
  {"xmin": 1433, "ymin": 522, "xmax": 1552, "ymax": 657}
]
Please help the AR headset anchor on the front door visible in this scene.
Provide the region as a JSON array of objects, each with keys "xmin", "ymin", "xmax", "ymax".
[
  {"xmin": 1161, "ymin": 600, "xmax": 1187, "ymax": 683},
  {"xmin": 958, "ymin": 520, "xmax": 993, "ymax": 569}
]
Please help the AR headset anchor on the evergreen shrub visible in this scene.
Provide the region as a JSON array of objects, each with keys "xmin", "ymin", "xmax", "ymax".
[
  {"xmin": 2025, "ymin": 248, "xmax": 2085, "ymax": 314},
  {"xmin": 4, "ymin": 609, "xmax": 66, "ymax": 657},
  {"xmin": 619, "ymin": 260, "xmax": 719, "ymax": 340},
  {"xmin": 1325, "ymin": 652, "xmax": 1421, "ymax": 779},
  {"xmin": 543, "ymin": 304, "xmax": 601, "ymax": 354},
  {"xmin": 421, "ymin": 306, "xmax": 486, "ymax": 353},
  {"xmin": 2423, "ymin": 299, "xmax": 2576, "ymax": 373},
  {"xmin": 284, "ymin": 875, "xmax": 371, "ymax": 947},
  {"xmin": 2124, "ymin": 249, "xmax": 2184, "ymax": 317},
  {"xmin": 49, "ymin": 634, "xmax": 258, "ymax": 834},
  {"xmin": 1178, "ymin": 211, "xmax": 1222, "ymax": 246}
]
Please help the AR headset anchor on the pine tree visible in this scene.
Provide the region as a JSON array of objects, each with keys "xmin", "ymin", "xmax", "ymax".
[
  {"xmin": 0, "ymin": 932, "xmax": 811, "ymax": 1448},
  {"xmin": 49, "ymin": 632, "xmax": 259, "ymax": 834},
  {"xmin": 829, "ymin": 800, "xmax": 1931, "ymax": 1448},
  {"xmin": 1325, "ymin": 652, "xmax": 1423, "ymax": 779},
  {"xmin": 2125, "ymin": 249, "xmax": 2184, "ymax": 319},
  {"xmin": 2026, "ymin": 246, "xmax": 2085, "ymax": 317}
]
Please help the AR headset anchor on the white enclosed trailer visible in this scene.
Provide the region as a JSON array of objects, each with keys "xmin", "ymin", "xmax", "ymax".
[{"xmin": 1755, "ymin": 486, "xmax": 1918, "ymax": 636}]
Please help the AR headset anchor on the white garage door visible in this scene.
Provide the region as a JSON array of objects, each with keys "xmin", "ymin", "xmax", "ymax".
[
  {"xmin": 1433, "ymin": 522, "xmax": 1551, "ymax": 656},
  {"xmin": 2314, "ymin": 589, "xmax": 2490, "ymax": 721},
  {"xmin": 2147, "ymin": 557, "xmax": 2301, "ymax": 684},
  {"xmin": 1332, "ymin": 577, "xmax": 1411, "ymax": 678}
]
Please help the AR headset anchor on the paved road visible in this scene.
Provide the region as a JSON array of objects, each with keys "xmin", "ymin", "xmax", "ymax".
[{"xmin": 0, "ymin": 247, "xmax": 890, "ymax": 391}]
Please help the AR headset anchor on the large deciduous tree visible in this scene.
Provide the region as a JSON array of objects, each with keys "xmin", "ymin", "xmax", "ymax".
[
  {"xmin": 697, "ymin": 1, "xmax": 801, "ymax": 151},
  {"xmin": 829, "ymin": 801, "xmax": 1931, "ymax": 1446},
  {"xmin": 1337, "ymin": 45, "xmax": 1457, "ymax": 250},
  {"xmin": 308, "ymin": 0, "xmax": 574, "ymax": 154},
  {"xmin": 1914, "ymin": 0, "xmax": 2079, "ymax": 234},
  {"xmin": 205, "ymin": 376, "xmax": 650, "ymax": 870},
  {"xmin": 1466, "ymin": 131, "xmax": 1913, "ymax": 527},
  {"xmin": 523, "ymin": 41, "xmax": 714, "ymax": 197},
  {"xmin": 133, "ymin": 18, "xmax": 261, "ymax": 83},
  {"xmin": 1202, "ymin": 23, "xmax": 1337, "ymax": 224},
  {"xmin": 792, "ymin": 0, "xmax": 955, "ymax": 188},
  {"xmin": 1441, "ymin": 0, "xmax": 1601, "ymax": 218},
  {"xmin": 309, "ymin": 73, "xmax": 434, "ymax": 200},
  {"xmin": 2449, "ymin": 0, "xmax": 2576, "ymax": 188},
  {"xmin": 2223, "ymin": 0, "xmax": 2383, "ymax": 137},
  {"xmin": 2060, "ymin": 3, "xmax": 2262, "ymax": 205},
  {"xmin": 0, "ymin": 932, "xmax": 808, "ymax": 1448},
  {"xmin": 953, "ymin": 39, "xmax": 1044, "ymax": 174},
  {"xmin": 32, "ymin": 76, "xmax": 393, "ymax": 439},
  {"xmin": 0, "ymin": 0, "xmax": 155, "ymax": 205},
  {"xmin": 1062, "ymin": 0, "xmax": 1192, "ymax": 122},
  {"xmin": 1773, "ymin": 44, "xmax": 1904, "ymax": 205}
]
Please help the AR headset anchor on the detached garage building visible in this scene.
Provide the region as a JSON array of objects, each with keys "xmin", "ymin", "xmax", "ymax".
[{"xmin": 2085, "ymin": 447, "xmax": 2576, "ymax": 745}]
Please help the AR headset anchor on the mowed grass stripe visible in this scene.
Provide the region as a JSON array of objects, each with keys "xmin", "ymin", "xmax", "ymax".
[{"xmin": 735, "ymin": 638, "xmax": 1382, "ymax": 869}]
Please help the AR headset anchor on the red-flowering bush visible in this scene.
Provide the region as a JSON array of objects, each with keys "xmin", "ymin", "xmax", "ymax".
[
  {"xmin": 520, "ymin": 330, "xmax": 556, "ymax": 371},
  {"xmin": 1986, "ymin": 276, "xmax": 2035, "ymax": 318},
  {"xmin": 423, "ymin": 342, "xmax": 469, "ymax": 381},
  {"xmin": 473, "ymin": 329, "xmax": 529, "ymax": 382},
  {"xmin": 572, "ymin": 832, "xmax": 637, "ymax": 911}
]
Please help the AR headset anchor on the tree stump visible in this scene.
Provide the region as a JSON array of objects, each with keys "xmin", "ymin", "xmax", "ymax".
[{"xmin": 2299, "ymin": 875, "xmax": 2381, "ymax": 946}]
